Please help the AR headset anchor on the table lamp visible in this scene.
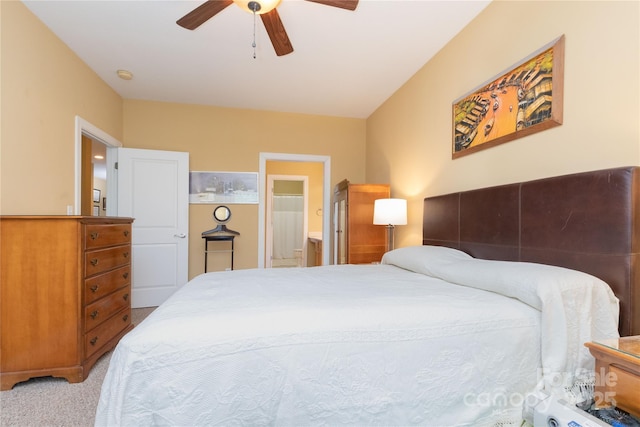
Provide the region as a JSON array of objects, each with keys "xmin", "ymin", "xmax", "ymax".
[{"xmin": 373, "ymin": 198, "xmax": 407, "ymax": 252}]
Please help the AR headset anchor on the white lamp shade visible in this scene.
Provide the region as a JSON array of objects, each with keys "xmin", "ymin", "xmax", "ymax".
[{"xmin": 373, "ymin": 198, "xmax": 407, "ymax": 225}]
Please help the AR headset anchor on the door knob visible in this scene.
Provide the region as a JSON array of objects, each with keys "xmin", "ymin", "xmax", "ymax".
[{"xmin": 174, "ymin": 233, "xmax": 187, "ymax": 238}]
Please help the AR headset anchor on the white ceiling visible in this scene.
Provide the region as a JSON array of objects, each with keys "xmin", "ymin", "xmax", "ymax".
[{"xmin": 22, "ymin": 0, "xmax": 490, "ymax": 119}]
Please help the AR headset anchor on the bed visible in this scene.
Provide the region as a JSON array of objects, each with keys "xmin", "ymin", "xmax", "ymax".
[{"xmin": 95, "ymin": 167, "xmax": 639, "ymax": 427}]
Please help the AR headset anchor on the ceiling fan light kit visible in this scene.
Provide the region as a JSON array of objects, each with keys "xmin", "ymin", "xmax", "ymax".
[
  {"xmin": 176, "ymin": 0, "xmax": 359, "ymax": 57},
  {"xmin": 234, "ymin": 0, "xmax": 282, "ymax": 14}
]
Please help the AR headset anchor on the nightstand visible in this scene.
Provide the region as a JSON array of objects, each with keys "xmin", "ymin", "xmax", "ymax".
[{"xmin": 585, "ymin": 336, "xmax": 640, "ymax": 418}]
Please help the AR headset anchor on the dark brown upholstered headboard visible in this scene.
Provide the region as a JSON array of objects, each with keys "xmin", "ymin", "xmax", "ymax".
[{"xmin": 423, "ymin": 167, "xmax": 639, "ymax": 336}]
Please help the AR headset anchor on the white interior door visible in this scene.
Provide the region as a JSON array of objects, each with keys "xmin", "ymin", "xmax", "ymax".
[{"xmin": 117, "ymin": 148, "xmax": 189, "ymax": 308}]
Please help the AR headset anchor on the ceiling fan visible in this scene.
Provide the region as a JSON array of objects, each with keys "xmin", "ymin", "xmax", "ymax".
[{"xmin": 177, "ymin": 0, "xmax": 359, "ymax": 56}]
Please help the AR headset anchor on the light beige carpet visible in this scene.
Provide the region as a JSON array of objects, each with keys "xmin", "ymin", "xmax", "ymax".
[{"xmin": 0, "ymin": 307, "xmax": 155, "ymax": 427}]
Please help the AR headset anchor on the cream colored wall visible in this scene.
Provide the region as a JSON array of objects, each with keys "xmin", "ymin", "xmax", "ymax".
[
  {"xmin": 0, "ymin": 1, "xmax": 364, "ymax": 278},
  {"xmin": 10, "ymin": 0, "xmax": 634, "ymax": 280},
  {"xmin": 123, "ymin": 100, "xmax": 366, "ymax": 278},
  {"xmin": 0, "ymin": 1, "xmax": 123, "ymax": 215},
  {"xmin": 366, "ymin": 0, "xmax": 640, "ymax": 247}
]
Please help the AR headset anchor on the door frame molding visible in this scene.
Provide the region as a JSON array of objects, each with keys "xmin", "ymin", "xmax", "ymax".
[
  {"xmin": 74, "ymin": 116, "xmax": 122, "ymax": 215},
  {"xmin": 258, "ymin": 153, "xmax": 331, "ymax": 268}
]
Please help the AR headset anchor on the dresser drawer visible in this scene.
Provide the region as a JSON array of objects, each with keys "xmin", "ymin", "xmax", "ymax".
[
  {"xmin": 84, "ymin": 286, "xmax": 131, "ymax": 332},
  {"xmin": 85, "ymin": 224, "xmax": 131, "ymax": 250},
  {"xmin": 85, "ymin": 245, "xmax": 131, "ymax": 277},
  {"xmin": 84, "ymin": 265, "xmax": 131, "ymax": 305},
  {"xmin": 84, "ymin": 307, "xmax": 131, "ymax": 358}
]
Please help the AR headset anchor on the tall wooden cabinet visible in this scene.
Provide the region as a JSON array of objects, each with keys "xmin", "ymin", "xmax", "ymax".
[
  {"xmin": 333, "ymin": 180, "xmax": 390, "ymax": 264},
  {"xmin": 0, "ymin": 216, "xmax": 134, "ymax": 390}
]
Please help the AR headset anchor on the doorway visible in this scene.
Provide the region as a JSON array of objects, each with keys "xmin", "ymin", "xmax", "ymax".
[
  {"xmin": 80, "ymin": 135, "xmax": 108, "ymax": 216},
  {"xmin": 258, "ymin": 153, "xmax": 331, "ymax": 268},
  {"xmin": 74, "ymin": 116, "xmax": 121, "ymax": 216},
  {"xmin": 266, "ymin": 175, "xmax": 308, "ymax": 268}
]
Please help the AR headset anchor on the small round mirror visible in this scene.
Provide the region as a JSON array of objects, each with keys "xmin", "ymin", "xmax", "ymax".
[{"xmin": 213, "ymin": 205, "xmax": 231, "ymax": 224}]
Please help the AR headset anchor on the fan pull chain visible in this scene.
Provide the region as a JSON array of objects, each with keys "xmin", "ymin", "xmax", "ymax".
[
  {"xmin": 252, "ymin": 9, "xmax": 257, "ymax": 58},
  {"xmin": 249, "ymin": 1, "xmax": 260, "ymax": 59}
]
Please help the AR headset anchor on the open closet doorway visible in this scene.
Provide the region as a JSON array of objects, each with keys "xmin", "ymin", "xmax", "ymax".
[
  {"xmin": 258, "ymin": 153, "xmax": 331, "ymax": 269},
  {"xmin": 266, "ymin": 175, "xmax": 308, "ymax": 268}
]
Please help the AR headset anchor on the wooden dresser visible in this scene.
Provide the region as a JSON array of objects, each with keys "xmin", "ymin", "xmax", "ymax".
[
  {"xmin": 0, "ymin": 216, "xmax": 134, "ymax": 390},
  {"xmin": 333, "ymin": 180, "xmax": 390, "ymax": 264}
]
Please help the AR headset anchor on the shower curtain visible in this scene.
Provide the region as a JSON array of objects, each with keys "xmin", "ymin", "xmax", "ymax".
[{"xmin": 272, "ymin": 195, "xmax": 304, "ymax": 265}]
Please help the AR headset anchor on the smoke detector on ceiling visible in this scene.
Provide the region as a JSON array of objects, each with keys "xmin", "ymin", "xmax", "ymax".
[{"xmin": 117, "ymin": 69, "xmax": 133, "ymax": 80}]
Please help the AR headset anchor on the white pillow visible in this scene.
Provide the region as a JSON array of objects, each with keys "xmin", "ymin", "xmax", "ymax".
[
  {"xmin": 381, "ymin": 245, "xmax": 472, "ymax": 276},
  {"xmin": 432, "ymin": 258, "xmax": 617, "ymax": 312}
]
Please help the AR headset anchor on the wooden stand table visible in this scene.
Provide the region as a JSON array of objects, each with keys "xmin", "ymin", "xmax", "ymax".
[
  {"xmin": 585, "ymin": 335, "xmax": 640, "ymax": 418},
  {"xmin": 203, "ymin": 234, "xmax": 235, "ymax": 272}
]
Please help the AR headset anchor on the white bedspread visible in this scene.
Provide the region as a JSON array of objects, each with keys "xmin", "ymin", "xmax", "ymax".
[
  {"xmin": 382, "ymin": 246, "xmax": 620, "ymax": 398},
  {"xmin": 95, "ymin": 247, "xmax": 619, "ymax": 426}
]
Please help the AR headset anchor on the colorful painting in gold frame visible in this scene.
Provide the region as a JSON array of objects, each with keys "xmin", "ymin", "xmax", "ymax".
[{"xmin": 452, "ymin": 35, "xmax": 564, "ymax": 159}]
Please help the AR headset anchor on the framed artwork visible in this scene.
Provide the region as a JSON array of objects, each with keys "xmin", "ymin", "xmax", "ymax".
[
  {"xmin": 452, "ymin": 35, "xmax": 564, "ymax": 158},
  {"xmin": 93, "ymin": 206, "xmax": 100, "ymax": 216},
  {"xmin": 189, "ymin": 171, "xmax": 259, "ymax": 204},
  {"xmin": 93, "ymin": 189, "xmax": 101, "ymax": 203},
  {"xmin": 102, "ymin": 197, "xmax": 107, "ymax": 210}
]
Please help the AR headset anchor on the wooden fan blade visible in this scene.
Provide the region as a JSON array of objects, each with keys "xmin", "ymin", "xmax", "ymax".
[
  {"xmin": 305, "ymin": 0, "xmax": 358, "ymax": 11},
  {"xmin": 260, "ymin": 9, "xmax": 294, "ymax": 56},
  {"xmin": 177, "ymin": 0, "xmax": 233, "ymax": 30}
]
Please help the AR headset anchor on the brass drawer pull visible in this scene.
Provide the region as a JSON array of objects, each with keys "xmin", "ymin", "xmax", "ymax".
[
  {"xmin": 90, "ymin": 232, "xmax": 100, "ymax": 240},
  {"xmin": 90, "ymin": 258, "xmax": 99, "ymax": 266},
  {"xmin": 123, "ymin": 293, "xmax": 129, "ymax": 301},
  {"xmin": 124, "ymin": 230, "xmax": 130, "ymax": 237},
  {"xmin": 123, "ymin": 314, "xmax": 129, "ymax": 322},
  {"xmin": 123, "ymin": 252, "xmax": 129, "ymax": 259},
  {"xmin": 123, "ymin": 272, "xmax": 129, "ymax": 279},
  {"xmin": 90, "ymin": 310, "xmax": 99, "ymax": 319},
  {"xmin": 90, "ymin": 337, "xmax": 98, "ymax": 346},
  {"xmin": 90, "ymin": 284, "xmax": 99, "ymax": 293}
]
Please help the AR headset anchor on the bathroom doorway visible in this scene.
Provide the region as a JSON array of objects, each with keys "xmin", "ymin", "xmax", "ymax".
[
  {"xmin": 266, "ymin": 175, "xmax": 308, "ymax": 268},
  {"xmin": 259, "ymin": 153, "xmax": 330, "ymax": 268}
]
